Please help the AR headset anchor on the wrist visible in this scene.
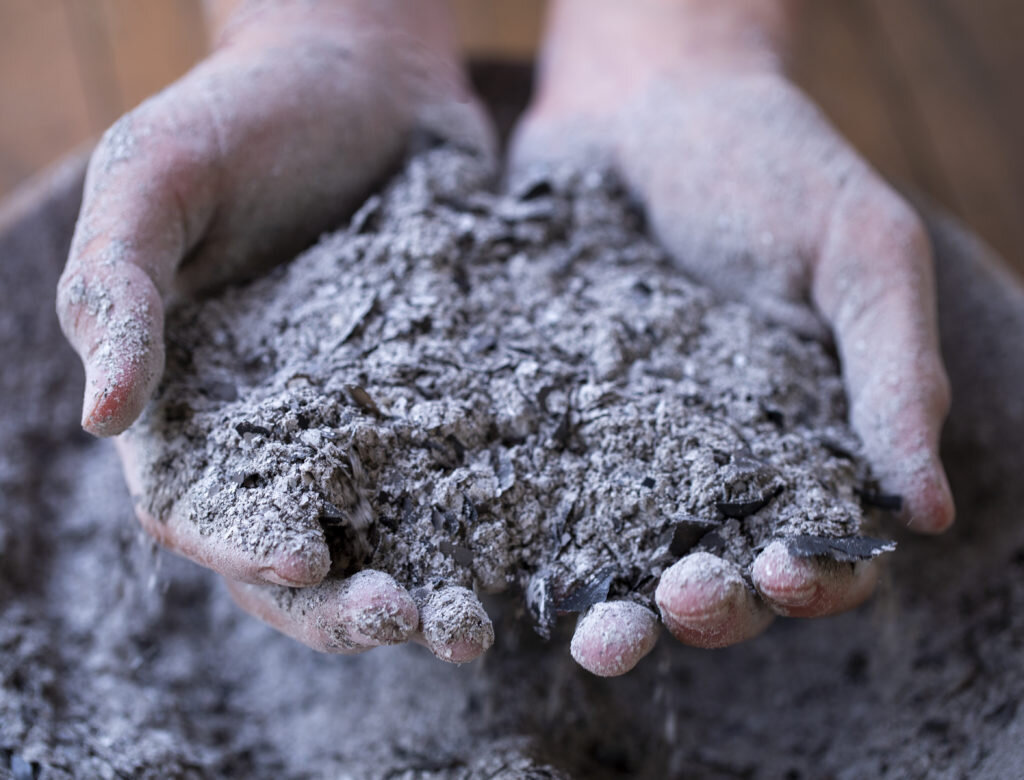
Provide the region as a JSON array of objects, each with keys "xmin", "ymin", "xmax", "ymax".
[
  {"xmin": 204, "ymin": 0, "xmax": 459, "ymax": 58},
  {"xmin": 533, "ymin": 0, "xmax": 796, "ymax": 117}
]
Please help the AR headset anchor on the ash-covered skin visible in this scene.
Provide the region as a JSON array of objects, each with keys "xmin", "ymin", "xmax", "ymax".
[{"xmin": 127, "ymin": 147, "xmax": 885, "ymax": 631}]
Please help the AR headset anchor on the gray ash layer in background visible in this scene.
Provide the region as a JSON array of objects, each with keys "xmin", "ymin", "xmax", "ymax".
[
  {"xmin": 4, "ymin": 146, "xmax": 1024, "ymax": 780},
  {"xmin": 130, "ymin": 147, "xmax": 883, "ymax": 625}
]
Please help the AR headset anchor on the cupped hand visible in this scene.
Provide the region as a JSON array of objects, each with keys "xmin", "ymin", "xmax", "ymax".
[
  {"xmin": 58, "ymin": 0, "xmax": 495, "ymax": 661},
  {"xmin": 57, "ymin": 0, "xmax": 493, "ymax": 439},
  {"xmin": 512, "ymin": 0, "xmax": 953, "ymax": 676}
]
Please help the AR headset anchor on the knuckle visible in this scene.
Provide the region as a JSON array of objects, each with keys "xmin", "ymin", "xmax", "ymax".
[
  {"xmin": 882, "ymin": 199, "xmax": 929, "ymax": 264},
  {"xmin": 91, "ymin": 93, "xmax": 207, "ymax": 191},
  {"xmin": 861, "ymin": 183, "xmax": 931, "ymax": 272}
]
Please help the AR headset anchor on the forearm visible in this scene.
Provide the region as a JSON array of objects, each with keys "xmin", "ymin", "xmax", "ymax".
[
  {"xmin": 201, "ymin": 0, "xmax": 460, "ymax": 58},
  {"xmin": 534, "ymin": 0, "xmax": 798, "ymax": 114}
]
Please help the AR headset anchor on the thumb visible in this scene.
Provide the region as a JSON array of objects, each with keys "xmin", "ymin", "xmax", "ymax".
[
  {"xmin": 57, "ymin": 91, "xmax": 218, "ymax": 436},
  {"xmin": 814, "ymin": 172, "xmax": 954, "ymax": 533}
]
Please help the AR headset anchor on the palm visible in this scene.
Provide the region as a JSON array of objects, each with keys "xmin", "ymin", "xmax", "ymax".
[{"xmin": 511, "ymin": 68, "xmax": 953, "ymax": 669}]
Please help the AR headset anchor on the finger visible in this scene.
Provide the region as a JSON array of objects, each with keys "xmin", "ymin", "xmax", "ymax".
[
  {"xmin": 56, "ymin": 80, "xmax": 223, "ymax": 436},
  {"xmin": 226, "ymin": 570, "xmax": 419, "ymax": 654},
  {"xmin": 116, "ymin": 435, "xmax": 331, "ymax": 587},
  {"xmin": 415, "ymin": 585, "xmax": 494, "ymax": 663},
  {"xmin": 655, "ymin": 552, "xmax": 774, "ymax": 648},
  {"xmin": 56, "ymin": 260, "xmax": 166, "ymax": 437},
  {"xmin": 751, "ymin": 540, "xmax": 880, "ymax": 618},
  {"xmin": 570, "ymin": 601, "xmax": 659, "ymax": 677},
  {"xmin": 813, "ymin": 174, "xmax": 954, "ymax": 533}
]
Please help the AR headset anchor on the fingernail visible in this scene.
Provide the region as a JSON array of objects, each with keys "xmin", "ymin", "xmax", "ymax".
[
  {"xmin": 81, "ymin": 346, "xmax": 163, "ymax": 437},
  {"xmin": 751, "ymin": 542, "xmax": 817, "ymax": 607}
]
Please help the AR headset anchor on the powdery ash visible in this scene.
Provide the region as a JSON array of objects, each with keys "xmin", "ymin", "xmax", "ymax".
[{"xmin": 128, "ymin": 148, "xmax": 884, "ymax": 630}]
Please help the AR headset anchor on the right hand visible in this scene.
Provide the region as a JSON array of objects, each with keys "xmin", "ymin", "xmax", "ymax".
[{"xmin": 57, "ymin": 0, "xmax": 496, "ymax": 660}]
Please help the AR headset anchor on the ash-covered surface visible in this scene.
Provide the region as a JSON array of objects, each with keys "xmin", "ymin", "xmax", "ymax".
[
  {"xmin": 129, "ymin": 148, "xmax": 883, "ymax": 628},
  {"xmin": 5, "ymin": 151, "xmax": 1024, "ymax": 780}
]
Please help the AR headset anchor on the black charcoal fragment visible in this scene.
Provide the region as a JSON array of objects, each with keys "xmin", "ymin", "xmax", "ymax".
[
  {"xmin": 716, "ymin": 490, "xmax": 780, "ymax": 519},
  {"xmin": 855, "ymin": 488, "xmax": 904, "ymax": 512},
  {"xmin": 235, "ymin": 421, "xmax": 272, "ymax": 437},
  {"xmin": 785, "ymin": 535, "xmax": 896, "ymax": 563},
  {"xmin": 346, "ymin": 385, "xmax": 383, "ymax": 417},
  {"xmin": 553, "ymin": 566, "xmax": 617, "ymax": 614},
  {"xmin": 669, "ymin": 518, "xmax": 719, "ymax": 557}
]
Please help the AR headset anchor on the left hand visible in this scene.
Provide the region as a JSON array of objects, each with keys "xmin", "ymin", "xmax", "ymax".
[{"xmin": 511, "ymin": 0, "xmax": 954, "ymax": 676}]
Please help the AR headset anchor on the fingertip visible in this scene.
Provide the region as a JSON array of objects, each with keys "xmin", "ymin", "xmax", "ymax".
[
  {"xmin": 655, "ymin": 552, "xmax": 773, "ymax": 648},
  {"xmin": 60, "ymin": 265, "xmax": 166, "ymax": 437},
  {"xmin": 570, "ymin": 601, "xmax": 659, "ymax": 677},
  {"xmin": 261, "ymin": 542, "xmax": 332, "ymax": 588},
  {"xmin": 751, "ymin": 542, "xmax": 818, "ymax": 610},
  {"xmin": 752, "ymin": 540, "xmax": 880, "ymax": 618},
  {"xmin": 419, "ymin": 586, "xmax": 494, "ymax": 663},
  {"xmin": 899, "ymin": 463, "xmax": 955, "ymax": 534},
  {"xmin": 336, "ymin": 570, "xmax": 418, "ymax": 647},
  {"xmin": 81, "ymin": 349, "xmax": 164, "ymax": 437}
]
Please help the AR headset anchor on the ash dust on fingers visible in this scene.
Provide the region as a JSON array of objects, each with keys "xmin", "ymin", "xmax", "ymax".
[
  {"xmin": 415, "ymin": 585, "xmax": 495, "ymax": 663},
  {"xmin": 227, "ymin": 569, "xmax": 418, "ymax": 654},
  {"xmin": 655, "ymin": 552, "xmax": 773, "ymax": 648},
  {"xmin": 570, "ymin": 601, "xmax": 659, "ymax": 677},
  {"xmin": 130, "ymin": 147, "xmax": 896, "ymax": 666}
]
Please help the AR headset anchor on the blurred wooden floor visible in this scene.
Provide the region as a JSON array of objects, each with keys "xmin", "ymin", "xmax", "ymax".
[{"xmin": 1, "ymin": 0, "xmax": 1021, "ymax": 271}]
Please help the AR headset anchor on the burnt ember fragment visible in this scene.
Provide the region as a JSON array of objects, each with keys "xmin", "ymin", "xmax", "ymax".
[
  {"xmin": 526, "ymin": 570, "xmax": 557, "ymax": 639},
  {"xmin": 553, "ymin": 565, "xmax": 617, "ymax": 614},
  {"xmin": 761, "ymin": 405, "xmax": 785, "ymax": 427},
  {"xmin": 786, "ymin": 535, "xmax": 896, "ymax": 563},
  {"xmin": 855, "ymin": 488, "xmax": 904, "ymax": 512},
  {"xmin": 320, "ymin": 501, "xmax": 346, "ymax": 525},
  {"xmin": 235, "ymin": 421, "xmax": 272, "ymax": 437},
  {"xmin": 668, "ymin": 518, "xmax": 718, "ymax": 557},
  {"xmin": 527, "ymin": 564, "xmax": 619, "ymax": 638},
  {"xmin": 821, "ymin": 437, "xmax": 857, "ymax": 461},
  {"xmin": 551, "ymin": 409, "xmax": 575, "ymax": 450},
  {"xmin": 421, "ymin": 436, "xmax": 467, "ymax": 469},
  {"xmin": 516, "ymin": 178, "xmax": 553, "ymax": 201},
  {"xmin": 716, "ymin": 487, "xmax": 783, "ymax": 519},
  {"xmin": 346, "ymin": 384, "xmax": 383, "ymax": 417},
  {"xmin": 697, "ymin": 530, "xmax": 729, "ymax": 557}
]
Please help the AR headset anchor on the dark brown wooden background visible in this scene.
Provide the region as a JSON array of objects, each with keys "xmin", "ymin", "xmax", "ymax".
[{"xmin": 2, "ymin": 0, "xmax": 1020, "ymax": 272}]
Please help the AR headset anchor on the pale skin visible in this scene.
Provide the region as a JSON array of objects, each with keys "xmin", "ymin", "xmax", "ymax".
[{"xmin": 56, "ymin": 0, "xmax": 954, "ymax": 674}]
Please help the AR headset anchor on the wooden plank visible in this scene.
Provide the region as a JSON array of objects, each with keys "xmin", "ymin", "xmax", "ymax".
[
  {"xmin": 789, "ymin": 0, "xmax": 918, "ymax": 191},
  {"xmin": 941, "ymin": 0, "xmax": 1024, "ymax": 97},
  {"xmin": 0, "ymin": 0, "xmax": 62, "ymax": 29},
  {"xmin": 0, "ymin": 3, "xmax": 95, "ymax": 195},
  {"xmin": 865, "ymin": 0, "xmax": 1024, "ymax": 269},
  {"xmin": 61, "ymin": 0, "xmax": 124, "ymax": 131},
  {"xmin": 839, "ymin": 1, "xmax": 965, "ymax": 217},
  {"xmin": 98, "ymin": 0, "xmax": 207, "ymax": 112},
  {"xmin": 936, "ymin": 0, "xmax": 1024, "ymax": 251},
  {"xmin": 452, "ymin": 0, "xmax": 545, "ymax": 61}
]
